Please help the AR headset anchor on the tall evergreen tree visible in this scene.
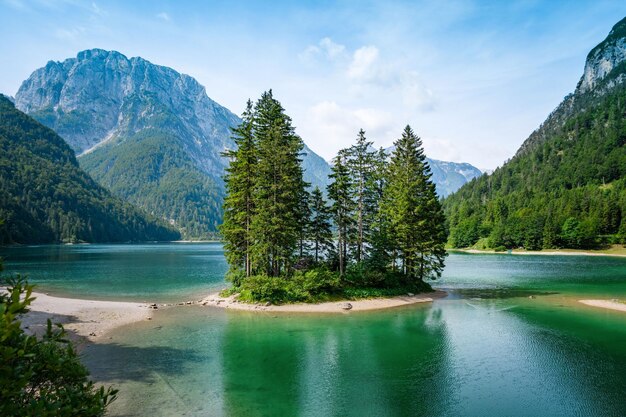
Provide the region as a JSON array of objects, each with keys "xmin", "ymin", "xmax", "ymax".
[
  {"xmin": 221, "ymin": 100, "xmax": 256, "ymax": 280},
  {"xmin": 381, "ymin": 125, "xmax": 446, "ymax": 281},
  {"xmin": 308, "ymin": 187, "xmax": 334, "ymax": 263},
  {"xmin": 346, "ymin": 129, "xmax": 379, "ymax": 262},
  {"xmin": 328, "ymin": 151, "xmax": 354, "ymax": 275},
  {"xmin": 297, "ymin": 187, "xmax": 312, "ymax": 259},
  {"xmin": 249, "ymin": 91, "xmax": 306, "ymax": 276},
  {"xmin": 368, "ymin": 148, "xmax": 393, "ymax": 270}
]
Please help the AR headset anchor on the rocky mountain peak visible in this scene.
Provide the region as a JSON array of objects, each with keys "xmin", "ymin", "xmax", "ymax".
[{"xmin": 577, "ymin": 16, "xmax": 626, "ymax": 93}]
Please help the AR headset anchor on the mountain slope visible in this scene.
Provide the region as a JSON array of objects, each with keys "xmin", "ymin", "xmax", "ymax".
[
  {"xmin": 15, "ymin": 49, "xmax": 331, "ymax": 238},
  {"xmin": 427, "ymin": 158, "xmax": 481, "ymax": 197},
  {"xmin": 443, "ymin": 17, "xmax": 626, "ymax": 250},
  {"xmin": 0, "ymin": 95, "xmax": 179, "ymax": 244}
]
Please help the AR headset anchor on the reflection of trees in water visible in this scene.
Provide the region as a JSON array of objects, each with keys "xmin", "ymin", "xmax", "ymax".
[{"xmin": 221, "ymin": 305, "xmax": 453, "ymax": 417}]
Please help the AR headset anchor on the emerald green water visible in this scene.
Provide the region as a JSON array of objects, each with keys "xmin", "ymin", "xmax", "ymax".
[{"xmin": 1, "ymin": 245, "xmax": 626, "ymax": 416}]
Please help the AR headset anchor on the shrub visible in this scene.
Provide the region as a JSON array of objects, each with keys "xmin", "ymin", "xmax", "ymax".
[
  {"xmin": 0, "ymin": 275, "xmax": 117, "ymax": 416},
  {"xmin": 237, "ymin": 275, "xmax": 290, "ymax": 304}
]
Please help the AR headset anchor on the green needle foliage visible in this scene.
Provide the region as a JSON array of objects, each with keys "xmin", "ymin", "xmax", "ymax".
[
  {"xmin": 308, "ymin": 187, "xmax": 334, "ymax": 264},
  {"xmin": 381, "ymin": 126, "xmax": 447, "ymax": 280},
  {"xmin": 222, "ymin": 97, "xmax": 447, "ymax": 302},
  {"xmin": 0, "ymin": 259, "xmax": 117, "ymax": 416}
]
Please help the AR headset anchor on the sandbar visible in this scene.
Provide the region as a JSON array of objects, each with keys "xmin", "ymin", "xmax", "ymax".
[
  {"xmin": 579, "ymin": 299, "xmax": 626, "ymax": 313},
  {"xmin": 200, "ymin": 290, "xmax": 447, "ymax": 313},
  {"xmin": 17, "ymin": 291, "xmax": 153, "ymax": 342}
]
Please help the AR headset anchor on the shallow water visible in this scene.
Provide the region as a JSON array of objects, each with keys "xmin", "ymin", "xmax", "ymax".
[{"xmin": 2, "ymin": 245, "xmax": 626, "ymax": 416}]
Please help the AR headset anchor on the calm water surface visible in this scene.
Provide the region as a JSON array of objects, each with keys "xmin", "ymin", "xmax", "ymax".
[{"xmin": 1, "ymin": 244, "xmax": 626, "ymax": 417}]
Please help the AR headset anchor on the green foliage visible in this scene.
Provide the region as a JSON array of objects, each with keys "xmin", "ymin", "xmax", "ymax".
[
  {"xmin": 308, "ymin": 187, "xmax": 334, "ymax": 263},
  {"xmin": 380, "ymin": 125, "xmax": 447, "ymax": 281},
  {"xmin": 222, "ymin": 91, "xmax": 308, "ymax": 278},
  {"xmin": 0, "ymin": 95, "xmax": 179, "ymax": 244},
  {"xmin": 444, "ymin": 80, "xmax": 626, "ymax": 250},
  {"xmin": 249, "ymin": 91, "xmax": 307, "ymax": 276},
  {"xmin": 327, "ymin": 151, "xmax": 355, "ymax": 275},
  {"xmin": 220, "ymin": 100, "xmax": 256, "ymax": 273},
  {"xmin": 0, "ymin": 272, "xmax": 117, "ymax": 416},
  {"xmin": 79, "ymin": 129, "xmax": 220, "ymax": 240},
  {"xmin": 237, "ymin": 268, "xmax": 341, "ymax": 304}
]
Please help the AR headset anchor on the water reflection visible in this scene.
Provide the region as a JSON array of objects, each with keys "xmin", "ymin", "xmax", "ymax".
[{"xmin": 220, "ymin": 305, "xmax": 451, "ymax": 417}]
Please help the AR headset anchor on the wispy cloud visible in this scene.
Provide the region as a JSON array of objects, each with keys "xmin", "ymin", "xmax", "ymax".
[
  {"xmin": 156, "ymin": 12, "xmax": 170, "ymax": 22},
  {"xmin": 299, "ymin": 37, "xmax": 346, "ymax": 63}
]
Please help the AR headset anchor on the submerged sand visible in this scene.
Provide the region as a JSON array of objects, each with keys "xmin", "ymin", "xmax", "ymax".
[
  {"xmin": 579, "ymin": 299, "xmax": 626, "ymax": 313},
  {"xmin": 458, "ymin": 248, "xmax": 626, "ymax": 258},
  {"xmin": 18, "ymin": 292, "xmax": 153, "ymax": 342},
  {"xmin": 200, "ymin": 290, "xmax": 447, "ymax": 313}
]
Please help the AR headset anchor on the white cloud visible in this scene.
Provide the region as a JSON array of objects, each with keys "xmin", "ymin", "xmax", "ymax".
[
  {"xmin": 91, "ymin": 2, "xmax": 104, "ymax": 16},
  {"xmin": 299, "ymin": 37, "xmax": 346, "ymax": 62},
  {"xmin": 301, "ymin": 101, "xmax": 396, "ymax": 155},
  {"xmin": 157, "ymin": 12, "xmax": 170, "ymax": 21},
  {"xmin": 347, "ymin": 45, "xmax": 380, "ymax": 82},
  {"xmin": 55, "ymin": 26, "xmax": 86, "ymax": 41}
]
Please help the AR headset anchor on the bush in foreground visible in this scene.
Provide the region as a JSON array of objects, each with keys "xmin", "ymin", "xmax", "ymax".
[{"xmin": 0, "ymin": 275, "xmax": 117, "ymax": 416}]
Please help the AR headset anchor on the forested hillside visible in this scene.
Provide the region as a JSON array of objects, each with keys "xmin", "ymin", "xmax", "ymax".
[
  {"xmin": 0, "ymin": 95, "xmax": 179, "ymax": 244},
  {"xmin": 444, "ymin": 17, "xmax": 626, "ymax": 250}
]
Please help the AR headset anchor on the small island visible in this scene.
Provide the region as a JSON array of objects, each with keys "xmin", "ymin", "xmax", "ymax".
[{"xmin": 219, "ymin": 92, "xmax": 447, "ymax": 308}]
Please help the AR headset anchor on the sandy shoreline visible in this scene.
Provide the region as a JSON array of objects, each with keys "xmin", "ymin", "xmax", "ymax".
[
  {"xmin": 19, "ymin": 292, "xmax": 153, "ymax": 343},
  {"xmin": 12, "ymin": 289, "xmax": 447, "ymax": 345},
  {"xmin": 454, "ymin": 248, "xmax": 626, "ymax": 258},
  {"xmin": 579, "ymin": 299, "xmax": 626, "ymax": 313},
  {"xmin": 200, "ymin": 290, "xmax": 447, "ymax": 313}
]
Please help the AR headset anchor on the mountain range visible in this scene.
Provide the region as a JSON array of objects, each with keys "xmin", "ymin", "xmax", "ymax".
[
  {"xmin": 444, "ymin": 16, "xmax": 626, "ymax": 250},
  {"xmin": 14, "ymin": 49, "xmax": 480, "ymax": 239}
]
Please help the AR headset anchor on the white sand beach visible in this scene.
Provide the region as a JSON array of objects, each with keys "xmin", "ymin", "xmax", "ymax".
[{"xmin": 19, "ymin": 292, "xmax": 153, "ymax": 342}]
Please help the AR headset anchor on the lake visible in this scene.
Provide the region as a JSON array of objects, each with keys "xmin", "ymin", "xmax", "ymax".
[{"xmin": 1, "ymin": 244, "xmax": 626, "ymax": 417}]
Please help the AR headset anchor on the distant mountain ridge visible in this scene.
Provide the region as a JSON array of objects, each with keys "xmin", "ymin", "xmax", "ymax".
[
  {"xmin": 0, "ymin": 94, "xmax": 178, "ymax": 244},
  {"xmin": 384, "ymin": 145, "xmax": 482, "ymax": 197},
  {"xmin": 15, "ymin": 49, "xmax": 480, "ymax": 238}
]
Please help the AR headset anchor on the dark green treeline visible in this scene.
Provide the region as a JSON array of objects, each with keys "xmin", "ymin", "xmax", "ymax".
[
  {"xmin": 443, "ymin": 81, "xmax": 626, "ymax": 251},
  {"xmin": 221, "ymin": 92, "xmax": 446, "ymax": 301}
]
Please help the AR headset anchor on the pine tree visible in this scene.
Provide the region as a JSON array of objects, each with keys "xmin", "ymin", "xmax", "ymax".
[
  {"xmin": 297, "ymin": 187, "xmax": 312, "ymax": 259},
  {"xmin": 308, "ymin": 187, "xmax": 334, "ymax": 263},
  {"xmin": 346, "ymin": 129, "xmax": 379, "ymax": 262},
  {"xmin": 381, "ymin": 125, "xmax": 446, "ymax": 282},
  {"xmin": 368, "ymin": 148, "xmax": 393, "ymax": 271},
  {"xmin": 249, "ymin": 91, "xmax": 306, "ymax": 276},
  {"xmin": 221, "ymin": 100, "xmax": 256, "ymax": 281},
  {"xmin": 328, "ymin": 151, "xmax": 354, "ymax": 275}
]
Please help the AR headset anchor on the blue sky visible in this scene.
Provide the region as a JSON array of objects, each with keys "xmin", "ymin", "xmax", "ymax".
[{"xmin": 1, "ymin": 0, "xmax": 626, "ymax": 169}]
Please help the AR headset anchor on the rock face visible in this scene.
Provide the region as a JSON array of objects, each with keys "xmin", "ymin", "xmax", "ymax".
[
  {"xmin": 15, "ymin": 49, "xmax": 331, "ymax": 238},
  {"xmin": 577, "ymin": 17, "xmax": 626, "ymax": 94},
  {"xmin": 427, "ymin": 158, "xmax": 482, "ymax": 197},
  {"xmin": 16, "ymin": 49, "xmax": 239, "ymax": 175},
  {"xmin": 517, "ymin": 17, "xmax": 626, "ymax": 156}
]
